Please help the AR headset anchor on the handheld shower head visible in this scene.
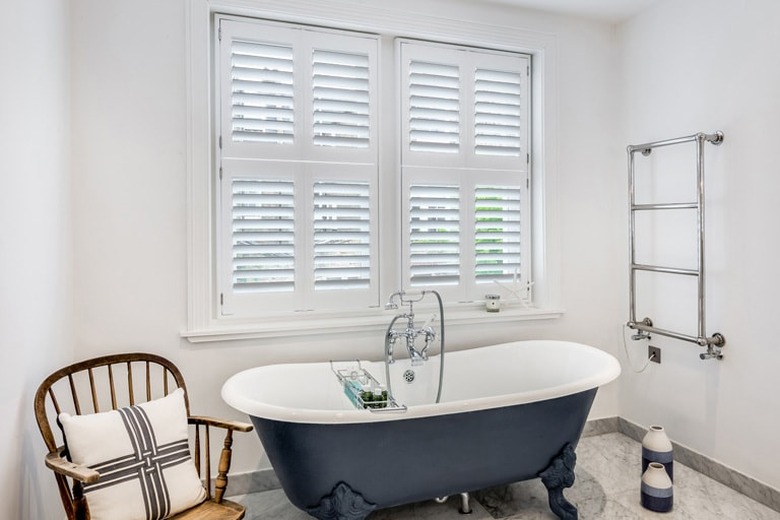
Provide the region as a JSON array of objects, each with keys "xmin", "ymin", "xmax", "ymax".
[
  {"xmin": 385, "ymin": 290, "xmax": 404, "ymax": 310},
  {"xmin": 385, "ymin": 289, "xmax": 428, "ymax": 310}
]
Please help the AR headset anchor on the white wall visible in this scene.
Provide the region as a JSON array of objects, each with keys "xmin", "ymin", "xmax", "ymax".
[
  {"xmin": 619, "ymin": 0, "xmax": 780, "ymax": 490},
  {"xmin": 67, "ymin": 0, "xmax": 621, "ymax": 479},
  {"xmin": 0, "ymin": 0, "xmax": 73, "ymax": 518}
]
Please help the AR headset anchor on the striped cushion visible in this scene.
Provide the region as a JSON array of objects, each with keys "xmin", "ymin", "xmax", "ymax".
[{"xmin": 59, "ymin": 388, "xmax": 207, "ymax": 520}]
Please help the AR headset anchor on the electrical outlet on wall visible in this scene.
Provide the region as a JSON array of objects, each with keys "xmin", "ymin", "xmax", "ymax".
[{"xmin": 649, "ymin": 345, "xmax": 661, "ymax": 364}]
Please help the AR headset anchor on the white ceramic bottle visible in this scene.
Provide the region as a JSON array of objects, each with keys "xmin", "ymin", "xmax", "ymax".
[
  {"xmin": 641, "ymin": 462, "xmax": 673, "ymax": 512},
  {"xmin": 642, "ymin": 424, "xmax": 673, "ymax": 481}
]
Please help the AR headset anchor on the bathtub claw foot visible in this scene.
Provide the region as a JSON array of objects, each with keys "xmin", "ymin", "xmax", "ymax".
[
  {"xmin": 539, "ymin": 443, "xmax": 578, "ymax": 520},
  {"xmin": 306, "ymin": 481, "xmax": 377, "ymax": 520}
]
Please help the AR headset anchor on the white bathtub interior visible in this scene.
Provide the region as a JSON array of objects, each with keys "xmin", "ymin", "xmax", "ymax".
[{"xmin": 222, "ymin": 340, "xmax": 621, "ymax": 424}]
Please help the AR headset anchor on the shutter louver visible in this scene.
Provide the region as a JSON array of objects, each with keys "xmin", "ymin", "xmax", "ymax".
[
  {"xmin": 475, "ymin": 185, "xmax": 522, "ymax": 281},
  {"xmin": 312, "ymin": 50, "xmax": 370, "ymax": 148},
  {"xmin": 230, "ymin": 41, "xmax": 295, "ymax": 144},
  {"xmin": 313, "ymin": 182, "xmax": 371, "ymax": 289},
  {"xmin": 408, "ymin": 61, "xmax": 460, "ymax": 153},
  {"xmin": 474, "ymin": 68, "xmax": 523, "ymax": 156},
  {"xmin": 232, "ymin": 179, "xmax": 295, "ymax": 292},
  {"xmin": 409, "ymin": 185, "xmax": 460, "ymax": 286}
]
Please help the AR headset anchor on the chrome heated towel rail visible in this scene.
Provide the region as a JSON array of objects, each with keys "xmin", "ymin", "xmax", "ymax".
[{"xmin": 627, "ymin": 131, "xmax": 726, "ymax": 360}]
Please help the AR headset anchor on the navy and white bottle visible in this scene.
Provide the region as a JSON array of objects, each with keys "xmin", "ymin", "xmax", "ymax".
[
  {"xmin": 641, "ymin": 462, "xmax": 673, "ymax": 512},
  {"xmin": 642, "ymin": 425, "xmax": 673, "ymax": 481}
]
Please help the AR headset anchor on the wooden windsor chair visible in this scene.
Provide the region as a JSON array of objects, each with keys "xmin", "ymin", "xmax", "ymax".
[{"xmin": 33, "ymin": 352, "xmax": 254, "ymax": 520}]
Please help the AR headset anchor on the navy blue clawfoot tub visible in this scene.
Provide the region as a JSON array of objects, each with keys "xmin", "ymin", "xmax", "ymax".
[{"xmin": 222, "ymin": 340, "xmax": 621, "ymax": 519}]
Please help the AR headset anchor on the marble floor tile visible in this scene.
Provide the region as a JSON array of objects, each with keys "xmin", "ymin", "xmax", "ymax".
[
  {"xmin": 575, "ymin": 432, "xmax": 643, "ymax": 496},
  {"xmin": 473, "ymin": 478, "xmax": 554, "ymax": 518},
  {"xmin": 369, "ymin": 497, "xmax": 492, "ymax": 520},
  {"xmin": 232, "ymin": 488, "xmax": 493, "ymax": 520},
  {"xmin": 231, "ymin": 432, "xmax": 780, "ymax": 519},
  {"xmin": 231, "ymin": 489, "xmax": 311, "ymax": 520}
]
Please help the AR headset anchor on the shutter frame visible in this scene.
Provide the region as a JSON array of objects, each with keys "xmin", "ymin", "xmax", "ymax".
[
  {"xmin": 217, "ymin": 19, "xmax": 379, "ymax": 317},
  {"xmin": 401, "ymin": 40, "xmax": 531, "ymax": 302}
]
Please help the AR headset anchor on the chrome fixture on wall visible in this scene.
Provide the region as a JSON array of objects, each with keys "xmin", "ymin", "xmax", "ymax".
[
  {"xmin": 626, "ymin": 131, "xmax": 726, "ymax": 360},
  {"xmin": 384, "ymin": 289, "xmax": 446, "ymax": 402},
  {"xmin": 384, "ymin": 290, "xmax": 437, "ymax": 365}
]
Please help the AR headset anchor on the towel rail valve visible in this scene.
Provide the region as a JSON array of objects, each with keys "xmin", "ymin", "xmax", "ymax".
[{"xmin": 700, "ymin": 333, "xmax": 725, "ymax": 361}]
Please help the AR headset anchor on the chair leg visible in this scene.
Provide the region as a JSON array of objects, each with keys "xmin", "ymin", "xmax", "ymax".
[
  {"xmin": 73, "ymin": 480, "xmax": 89, "ymax": 520},
  {"xmin": 214, "ymin": 430, "xmax": 234, "ymax": 503}
]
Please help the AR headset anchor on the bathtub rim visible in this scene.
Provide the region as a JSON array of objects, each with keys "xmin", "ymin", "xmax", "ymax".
[{"xmin": 221, "ymin": 339, "xmax": 621, "ymax": 425}]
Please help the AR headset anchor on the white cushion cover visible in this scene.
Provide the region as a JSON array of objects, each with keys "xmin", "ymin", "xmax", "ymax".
[{"xmin": 59, "ymin": 388, "xmax": 207, "ymax": 520}]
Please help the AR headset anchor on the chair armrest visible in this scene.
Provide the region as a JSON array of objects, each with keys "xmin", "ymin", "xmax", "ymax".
[
  {"xmin": 187, "ymin": 415, "xmax": 253, "ymax": 503},
  {"xmin": 188, "ymin": 415, "xmax": 254, "ymax": 433},
  {"xmin": 45, "ymin": 451, "xmax": 100, "ymax": 484}
]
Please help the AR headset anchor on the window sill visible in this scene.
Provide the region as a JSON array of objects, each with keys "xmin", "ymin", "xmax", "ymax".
[{"xmin": 181, "ymin": 305, "xmax": 563, "ymax": 343}]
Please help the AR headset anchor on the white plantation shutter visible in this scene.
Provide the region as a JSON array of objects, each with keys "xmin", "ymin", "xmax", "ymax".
[
  {"xmin": 231, "ymin": 179, "xmax": 296, "ymax": 293},
  {"xmin": 474, "ymin": 69, "xmax": 523, "ymax": 157},
  {"xmin": 408, "ymin": 61, "xmax": 460, "ymax": 153},
  {"xmin": 409, "ymin": 185, "xmax": 460, "ymax": 286},
  {"xmin": 312, "ymin": 51, "xmax": 371, "ymax": 149},
  {"xmin": 230, "ymin": 41, "xmax": 295, "ymax": 145},
  {"xmin": 217, "ymin": 18, "xmax": 378, "ymax": 316},
  {"xmin": 401, "ymin": 40, "xmax": 530, "ymax": 301},
  {"xmin": 215, "ymin": 21, "xmax": 532, "ymax": 318},
  {"xmin": 475, "ymin": 186, "xmax": 522, "ymax": 282},
  {"xmin": 220, "ymin": 21, "xmax": 377, "ymax": 160},
  {"xmin": 313, "ymin": 182, "xmax": 371, "ymax": 289}
]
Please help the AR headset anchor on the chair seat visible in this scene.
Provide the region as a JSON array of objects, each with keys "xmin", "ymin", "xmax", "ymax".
[{"xmin": 168, "ymin": 498, "xmax": 245, "ymax": 520}]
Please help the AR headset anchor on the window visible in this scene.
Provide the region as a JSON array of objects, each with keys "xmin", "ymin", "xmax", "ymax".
[
  {"xmin": 215, "ymin": 18, "xmax": 379, "ymax": 316},
  {"xmin": 400, "ymin": 42, "xmax": 530, "ymax": 302},
  {"xmin": 209, "ymin": 15, "xmax": 533, "ymax": 323}
]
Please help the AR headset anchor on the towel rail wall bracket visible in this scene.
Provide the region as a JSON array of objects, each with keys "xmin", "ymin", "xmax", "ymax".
[{"xmin": 626, "ymin": 131, "xmax": 726, "ymax": 361}]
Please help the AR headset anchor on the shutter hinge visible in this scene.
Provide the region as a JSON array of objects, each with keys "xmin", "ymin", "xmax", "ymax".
[
  {"xmin": 218, "ymin": 24, "xmax": 222, "ymax": 42},
  {"xmin": 219, "ymin": 135, "xmax": 222, "ymax": 149},
  {"xmin": 219, "ymin": 166, "xmax": 223, "ymax": 180},
  {"xmin": 220, "ymin": 293, "xmax": 224, "ymax": 306},
  {"xmin": 527, "ymin": 65, "xmax": 530, "ymax": 76},
  {"xmin": 526, "ymin": 152, "xmax": 530, "ymax": 164}
]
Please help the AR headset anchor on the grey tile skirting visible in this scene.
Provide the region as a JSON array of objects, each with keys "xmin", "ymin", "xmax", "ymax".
[
  {"xmin": 581, "ymin": 416, "xmax": 620, "ymax": 438},
  {"xmin": 226, "ymin": 415, "xmax": 780, "ymax": 514},
  {"xmin": 226, "ymin": 467, "xmax": 281, "ymax": 497}
]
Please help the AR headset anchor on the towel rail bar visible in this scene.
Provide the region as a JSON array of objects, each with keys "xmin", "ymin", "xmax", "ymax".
[
  {"xmin": 627, "ymin": 131, "xmax": 723, "ymax": 154},
  {"xmin": 632, "ymin": 202, "xmax": 698, "ymax": 211},
  {"xmin": 631, "ymin": 264, "xmax": 699, "ymax": 277},
  {"xmin": 627, "ymin": 321, "xmax": 724, "ymax": 347}
]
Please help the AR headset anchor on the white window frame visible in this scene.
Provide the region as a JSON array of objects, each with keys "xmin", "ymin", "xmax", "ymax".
[{"xmin": 183, "ymin": 0, "xmax": 563, "ymax": 343}]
